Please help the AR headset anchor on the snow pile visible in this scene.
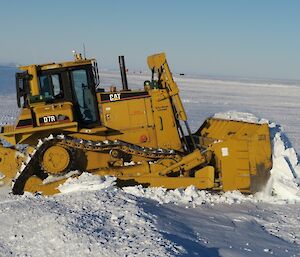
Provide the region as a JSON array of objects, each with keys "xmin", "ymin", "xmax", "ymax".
[
  {"xmin": 262, "ymin": 124, "xmax": 300, "ymax": 201},
  {"xmin": 58, "ymin": 174, "xmax": 251, "ymax": 206},
  {"xmin": 213, "ymin": 110, "xmax": 266, "ymax": 124},
  {"xmin": 124, "ymin": 185, "xmax": 253, "ymax": 205},
  {"xmin": 58, "ymin": 173, "xmax": 116, "ymax": 194}
]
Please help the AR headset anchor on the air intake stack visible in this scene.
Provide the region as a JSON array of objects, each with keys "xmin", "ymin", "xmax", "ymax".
[{"xmin": 118, "ymin": 56, "xmax": 129, "ymax": 91}]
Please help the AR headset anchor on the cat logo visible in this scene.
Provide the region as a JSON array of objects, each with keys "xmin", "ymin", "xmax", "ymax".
[{"xmin": 109, "ymin": 93, "xmax": 121, "ymax": 102}]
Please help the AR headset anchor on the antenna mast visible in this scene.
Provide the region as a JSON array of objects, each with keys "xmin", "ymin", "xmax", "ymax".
[{"xmin": 83, "ymin": 43, "xmax": 86, "ymax": 59}]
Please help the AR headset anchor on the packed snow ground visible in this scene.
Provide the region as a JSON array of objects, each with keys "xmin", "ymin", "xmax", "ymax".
[{"xmin": 0, "ymin": 69, "xmax": 300, "ymax": 256}]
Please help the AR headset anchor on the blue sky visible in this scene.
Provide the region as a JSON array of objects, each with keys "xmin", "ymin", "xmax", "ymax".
[{"xmin": 1, "ymin": 0, "xmax": 300, "ymax": 79}]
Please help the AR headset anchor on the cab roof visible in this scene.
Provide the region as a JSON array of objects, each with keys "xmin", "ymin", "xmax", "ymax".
[{"xmin": 19, "ymin": 58, "xmax": 95, "ymax": 71}]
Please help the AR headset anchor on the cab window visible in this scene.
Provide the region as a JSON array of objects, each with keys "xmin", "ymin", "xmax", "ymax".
[{"xmin": 39, "ymin": 74, "xmax": 63, "ymax": 99}]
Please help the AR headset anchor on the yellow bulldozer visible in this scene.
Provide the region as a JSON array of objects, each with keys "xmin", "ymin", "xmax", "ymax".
[{"xmin": 0, "ymin": 53, "xmax": 272, "ymax": 195}]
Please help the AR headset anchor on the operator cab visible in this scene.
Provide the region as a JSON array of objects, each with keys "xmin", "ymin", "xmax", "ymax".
[{"xmin": 16, "ymin": 56, "xmax": 101, "ymax": 128}]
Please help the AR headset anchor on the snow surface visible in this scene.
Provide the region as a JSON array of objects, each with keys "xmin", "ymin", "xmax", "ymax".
[{"xmin": 0, "ymin": 69, "xmax": 300, "ymax": 256}]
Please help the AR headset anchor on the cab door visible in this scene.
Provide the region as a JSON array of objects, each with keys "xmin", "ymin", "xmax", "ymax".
[{"xmin": 70, "ymin": 68, "xmax": 99, "ymax": 127}]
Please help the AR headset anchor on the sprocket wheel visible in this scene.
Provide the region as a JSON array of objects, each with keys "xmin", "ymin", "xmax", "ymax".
[{"xmin": 41, "ymin": 145, "xmax": 72, "ymax": 176}]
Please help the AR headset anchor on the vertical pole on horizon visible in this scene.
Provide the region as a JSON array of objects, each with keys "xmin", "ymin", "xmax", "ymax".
[{"xmin": 83, "ymin": 43, "xmax": 86, "ymax": 59}]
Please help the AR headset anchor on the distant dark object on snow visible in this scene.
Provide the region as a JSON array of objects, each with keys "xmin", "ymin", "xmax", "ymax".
[{"xmin": 179, "ymin": 73, "xmax": 185, "ymax": 76}]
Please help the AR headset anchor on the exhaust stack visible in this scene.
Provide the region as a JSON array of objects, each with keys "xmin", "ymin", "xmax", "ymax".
[{"xmin": 118, "ymin": 56, "xmax": 129, "ymax": 91}]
